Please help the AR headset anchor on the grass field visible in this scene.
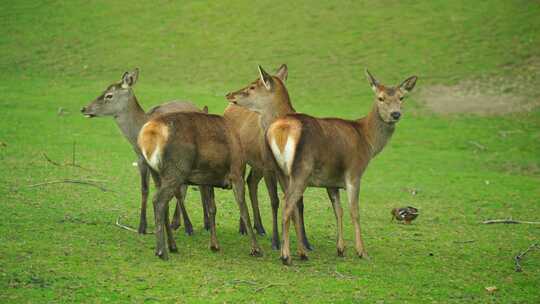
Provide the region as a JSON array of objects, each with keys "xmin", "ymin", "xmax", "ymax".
[{"xmin": 1, "ymin": 0, "xmax": 540, "ymax": 303}]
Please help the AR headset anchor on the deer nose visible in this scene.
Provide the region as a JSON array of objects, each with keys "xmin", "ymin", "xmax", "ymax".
[
  {"xmin": 391, "ymin": 112, "xmax": 401, "ymax": 120},
  {"xmin": 80, "ymin": 107, "xmax": 86, "ymax": 113}
]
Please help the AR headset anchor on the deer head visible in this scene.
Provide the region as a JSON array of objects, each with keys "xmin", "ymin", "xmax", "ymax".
[
  {"xmin": 225, "ymin": 64, "xmax": 289, "ymax": 114},
  {"xmin": 365, "ymin": 69, "xmax": 417, "ymax": 124},
  {"xmin": 81, "ymin": 68, "xmax": 140, "ymax": 118}
]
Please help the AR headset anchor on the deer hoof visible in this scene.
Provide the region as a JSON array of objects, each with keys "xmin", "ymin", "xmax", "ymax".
[
  {"xmin": 184, "ymin": 225, "xmax": 194, "ymax": 236},
  {"xmin": 210, "ymin": 244, "xmax": 220, "ymax": 252},
  {"xmin": 250, "ymin": 248, "xmax": 263, "ymax": 257},
  {"xmin": 156, "ymin": 249, "xmax": 169, "ymax": 260},
  {"xmin": 337, "ymin": 248, "xmax": 345, "ymax": 257},
  {"xmin": 255, "ymin": 225, "xmax": 266, "ymax": 236},
  {"xmin": 138, "ymin": 225, "xmax": 147, "ymax": 235},
  {"xmin": 280, "ymin": 255, "xmax": 292, "ymax": 266},
  {"xmin": 170, "ymin": 221, "xmax": 181, "ymax": 231},
  {"xmin": 303, "ymin": 239, "xmax": 314, "ymax": 251},
  {"xmin": 169, "ymin": 246, "xmax": 178, "ymax": 253},
  {"xmin": 358, "ymin": 251, "xmax": 369, "ymax": 260},
  {"xmin": 271, "ymin": 241, "xmax": 280, "ymax": 251},
  {"xmin": 299, "ymin": 253, "xmax": 309, "ymax": 261}
]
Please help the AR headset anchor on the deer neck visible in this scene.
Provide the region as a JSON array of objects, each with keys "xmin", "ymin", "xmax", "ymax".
[
  {"xmin": 114, "ymin": 94, "xmax": 147, "ymax": 147},
  {"xmin": 259, "ymin": 86, "xmax": 296, "ymax": 130},
  {"xmin": 361, "ymin": 103, "xmax": 395, "ymax": 158}
]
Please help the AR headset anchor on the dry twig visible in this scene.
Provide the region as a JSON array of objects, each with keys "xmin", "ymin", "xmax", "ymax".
[
  {"xmin": 453, "ymin": 240, "xmax": 476, "ymax": 244},
  {"xmin": 42, "ymin": 152, "xmax": 91, "ymax": 171},
  {"xmin": 255, "ymin": 283, "xmax": 287, "ymax": 292},
  {"xmin": 482, "ymin": 219, "xmax": 540, "ymax": 225},
  {"xmin": 23, "ymin": 179, "xmax": 111, "ymax": 192},
  {"xmin": 468, "ymin": 141, "xmax": 487, "ymax": 150},
  {"xmin": 515, "ymin": 243, "xmax": 539, "ymax": 272},
  {"xmin": 115, "ymin": 216, "xmax": 153, "ymax": 234}
]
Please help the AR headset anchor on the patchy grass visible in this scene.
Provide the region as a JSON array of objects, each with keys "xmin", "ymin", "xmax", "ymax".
[{"xmin": 1, "ymin": 0, "xmax": 539, "ymax": 303}]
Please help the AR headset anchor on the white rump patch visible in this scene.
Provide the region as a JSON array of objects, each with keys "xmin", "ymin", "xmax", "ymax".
[
  {"xmin": 142, "ymin": 145, "xmax": 162, "ymax": 171},
  {"xmin": 270, "ymin": 136, "xmax": 296, "ymax": 175}
]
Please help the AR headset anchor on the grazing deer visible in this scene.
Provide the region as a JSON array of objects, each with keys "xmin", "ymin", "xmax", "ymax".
[
  {"xmin": 81, "ymin": 68, "xmax": 212, "ymax": 235},
  {"xmin": 138, "ymin": 111, "xmax": 262, "ymax": 260},
  {"xmin": 224, "ymin": 65, "xmax": 313, "ymax": 250},
  {"xmin": 229, "ymin": 66, "xmax": 417, "ymax": 265}
]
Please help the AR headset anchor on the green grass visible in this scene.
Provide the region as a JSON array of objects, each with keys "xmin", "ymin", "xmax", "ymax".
[{"xmin": 1, "ymin": 0, "xmax": 540, "ymax": 302}]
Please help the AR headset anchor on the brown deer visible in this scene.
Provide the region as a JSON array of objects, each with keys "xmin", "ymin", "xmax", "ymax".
[
  {"xmin": 81, "ymin": 68, "xmax": 213, "ymax": 235},
  {"xmin": 138, "ymin": 111, "xmax": 262, "ymax": 260},
  {"xmin": 228, "ymin": 66, "xmax": 417, "ymax": 265},
  {"xmin": 224, "ymin": 65, "xmax": 312, "ymax": 250}
]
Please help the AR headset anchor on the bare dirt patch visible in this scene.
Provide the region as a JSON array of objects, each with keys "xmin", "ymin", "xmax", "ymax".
[{"xmin": 418, "ymin": 58, "xmax": 540, "ymax": 115}]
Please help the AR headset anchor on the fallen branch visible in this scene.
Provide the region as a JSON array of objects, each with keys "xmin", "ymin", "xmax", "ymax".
[
  {"xmin": 23, "ymin": 179, "xmax": 112, "ymax": 192},
  {"xmin": 227, "ymin": 279, "xmax": 258, "ymax": 286},
  {"xmin": 42, "ymin": 152, "xmax": 92, "ymax": 171},
  {"xmin": 468, "ymin": 141, "xmax": 486, "ymax": 151},
  {"xmin": 115, "ymin": 216, "xmax": 153, "ymax": 234},
  {"xmin": 482, "ymin": 219, "xmax": 540, "ymax": 225},
  {"xmin": 453, "ymin": 240, "xmax": 476, "ymax": 244},
  {"xmin": 255, "ymin": 283, "xmax": 287, "ymax": 293},
  {"xmin": 515, "ymin": 243, "xmax": 539, "ymax": 272},
  {"xmin": 42, "ymin": 153, "xmax": 62, "ymax": 166}
]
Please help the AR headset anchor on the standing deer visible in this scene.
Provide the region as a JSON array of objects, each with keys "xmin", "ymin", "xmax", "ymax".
[
  {"xmin": 224, "ymin": 65, "xmax": 312, "ymax": 250},
  {"xmin": 228, "ymin": 66, "xmax": 417, "ymax": 265},
  {"xmin": 81, "ymin": 68, "xmax": 212, "ymax": 235},
  {"xmin": 138, "ymin": 111, "xmax": 262, "ymax": 260}
]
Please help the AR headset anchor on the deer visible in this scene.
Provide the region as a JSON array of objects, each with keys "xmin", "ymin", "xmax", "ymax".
[
  {"xmin": 138, "ymin": 110, "xmax": 262, "ymax": 260},
  {"xmin": 81, "ymin": 68, "xmax": 213, "ymax": 236},
  {"xmin": 227, "ymin": 66, "xmax": 417, "ymax": 265},
  {"xmin": 224, "ymin": 64, "xmax": 313, "ymax": 250}
]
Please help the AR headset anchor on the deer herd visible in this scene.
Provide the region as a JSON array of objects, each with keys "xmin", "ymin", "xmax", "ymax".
[{"xmin": 81, "ymin": 65, "xmax": 417, "ymax": 265}]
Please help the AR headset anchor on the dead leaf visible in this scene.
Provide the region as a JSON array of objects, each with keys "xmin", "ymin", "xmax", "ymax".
[{"xmin": 485, "ymin": 286, "xmax": 498, "ymax": 293}]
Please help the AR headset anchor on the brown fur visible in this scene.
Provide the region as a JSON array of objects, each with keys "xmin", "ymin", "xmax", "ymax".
[
  {"xmin": 81, "ymin": 69, "xmax": 211, "ymax": 236},
  {"xmin": 138, "ymin": 111, "xmax": 261, "ymax": 260},
  {"xmin": 231, "ymin": 67, "xmax": 417, "ymax": 265},
  {"xmin": 225, "ymin": 65, "xmax": 315, "ymax": 250},
  {"xmin": 138, "ymin": 120, "xmax": 168, "ymax": 166}
]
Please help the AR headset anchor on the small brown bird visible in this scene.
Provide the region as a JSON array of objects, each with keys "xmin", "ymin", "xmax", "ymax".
[{"xmin": 391, "ymin": 206, "xmax": 419, "ymax": 224}]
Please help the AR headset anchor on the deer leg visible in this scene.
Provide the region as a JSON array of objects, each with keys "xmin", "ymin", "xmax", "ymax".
[
  {"xmin": 200, "ymin": 186, "xmax": 211, "ymax": 231},
  {"xmin": 297, "ymin": 197, "xmax": 313, "ymax": 251},
  {"xmin": 279, "ymin": 171, "xmax": 309, "ymax": 266},
  {"xmin": 152, "ymin": 183, "xmax": 176, "ymax": 260},
  {"xmin": 327, "ymin": 187, "xmax": 345, "ymax": 256},
  {"xmin": 263, "ymin": 171, "xmax": 280, "ymax": 250},
  {"xmin": 292, "ymin": 205, "xmax": 308, "ymax": 261},
  {"xmin": 246, "ymin": 168, "xmax": 266, "ymax": 235},
  {"xmin": 170, "ymin": 184, "xmax": 184, "ymax": 231},
  {"xmin": 281, "ymin": 181, "xmax": 308, "ymax": 266},
  {"xmin": 346, "ymin": 178, "xmax": 368, "ymax": 259},
  {"xmin": 231, "ymin": 177, "xmax": 262, "ymax": 257},
  {"xmin": 202, "ymin": 186, "xmax": 219, "ymax": 251},
  {"xmin": 173, "ymin": 185, "xmax": 194, "ymax": 235},
  {"xmin": 164, "ymin": 200, "xmax": 178, "ymax": 253},
  {"xmin": 138, "ymin": 159, "xmax": 150, "ymax": 234}
]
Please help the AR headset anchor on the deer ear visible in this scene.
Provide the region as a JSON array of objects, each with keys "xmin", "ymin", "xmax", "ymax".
[
  {"xmin": 202, "ymin": 105, "xmax": 209, "ymax": 114},
  {"xmin": 258, "ymin": 65, "xmax": 273, "ymax": 90},
  {"xmin": 121, "ymin": 68, "xmax": 139, "ymax": 88},
  {"xmin": 399, "ymin": 76, "xmax": 418, "ymax": 93},
  {"xmin": 365, "ymin": 69, "xmax": 379, "ymax": 93},
  {"xmin": 275, "ymin": 64, "xmax": 288, "ymax": 82}
]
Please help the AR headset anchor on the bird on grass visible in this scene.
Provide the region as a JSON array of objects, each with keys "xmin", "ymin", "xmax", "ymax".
[{"xmin": 391, "ymin": 206, "xmax": 419, "ymax": 224}]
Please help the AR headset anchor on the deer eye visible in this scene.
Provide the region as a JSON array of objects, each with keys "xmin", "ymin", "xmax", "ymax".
[
  {"xmin": 378, "ymin": 97, "xmax": 384, "ymax": 102},
  {"xmin": 399, "ymin": 96, "xmax": 404, "ymax": 101},
  {"xmin": 105, "ymin": 93, "xmax": 113, "ymax": 100},
  {"xmin": 249, "ymin": 86, "xmax": 255, "ymax": 90}
]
